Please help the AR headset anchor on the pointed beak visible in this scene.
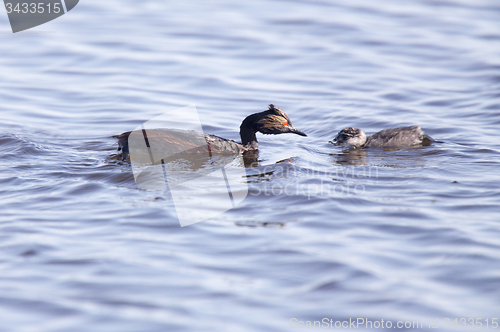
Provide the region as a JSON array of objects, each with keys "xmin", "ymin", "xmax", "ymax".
[
  {"xmin": 329, "ymin": 135, "xmax": 340, "ymax": 145},
  {"xmin": 289, "ymin": 126, "xmax": 307, "ymax": 137}
]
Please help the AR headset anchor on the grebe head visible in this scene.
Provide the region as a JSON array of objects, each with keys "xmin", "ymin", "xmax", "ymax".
[
  {"xmin": 253, "ymin": 104, "xmax": 307, "ymax": 136},
  {"xmin": 330, "ymin": 127, "xmax": 367, "ymax": 148},
  {"xmin": 240, "ymin": 104, "xmax": 307, "ymax": 150}
]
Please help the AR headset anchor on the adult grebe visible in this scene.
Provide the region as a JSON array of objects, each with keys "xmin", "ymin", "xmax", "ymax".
[
  {"xmin": 330, "ymin": 126, "xmax": 433, "ymax": 149},
  {"xmin": 114, "ymin": 104, "xmax": 307, "ymax": 161}
]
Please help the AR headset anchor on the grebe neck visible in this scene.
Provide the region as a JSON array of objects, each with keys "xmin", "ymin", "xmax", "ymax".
[{"xmin": 239, "ymin": 115, "xmax": 259, "ymax": 150}]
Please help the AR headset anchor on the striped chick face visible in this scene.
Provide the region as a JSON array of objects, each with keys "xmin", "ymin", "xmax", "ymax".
[{"xmin": 330, "ymin": 127, "xmax": 367, "ymax": 148}]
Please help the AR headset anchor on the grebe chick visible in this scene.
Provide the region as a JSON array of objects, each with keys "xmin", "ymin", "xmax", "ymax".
[
  {"xmin": 114, "ymin": 104, "xmax": 307, "ymax": 161},
  {"xmin": 330, "ymin": 126, "xmax": 433, "ymax": 149}
]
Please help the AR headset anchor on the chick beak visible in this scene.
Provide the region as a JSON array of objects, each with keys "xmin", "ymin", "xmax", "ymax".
[{"xmin": 329, "ymin": 135, "xmax": 340, "ymax": 145}]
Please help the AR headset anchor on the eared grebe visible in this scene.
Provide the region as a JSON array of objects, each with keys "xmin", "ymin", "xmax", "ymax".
[
  {"xmin": 330, "ymin": 126, "xmax": 433, "ymax": 149},
  {"xmin": 114, "ymin": 104, "xmax": 307, "ymax": 161}
]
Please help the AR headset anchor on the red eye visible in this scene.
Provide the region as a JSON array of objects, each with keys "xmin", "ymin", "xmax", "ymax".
[{"xmin": 283, "ymin": 121, "xmax": 288, "ymax": 126}]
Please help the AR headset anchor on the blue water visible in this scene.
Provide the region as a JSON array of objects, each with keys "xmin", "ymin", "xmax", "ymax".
[{"xmin": 1, "ymin": 0, "xmax": 500, "ymax": 331}]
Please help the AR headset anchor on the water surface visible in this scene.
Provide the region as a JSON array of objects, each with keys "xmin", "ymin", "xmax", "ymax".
[{"xmin": 0, "ymin": 0, "xmax": 500, "ymax": 331}]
